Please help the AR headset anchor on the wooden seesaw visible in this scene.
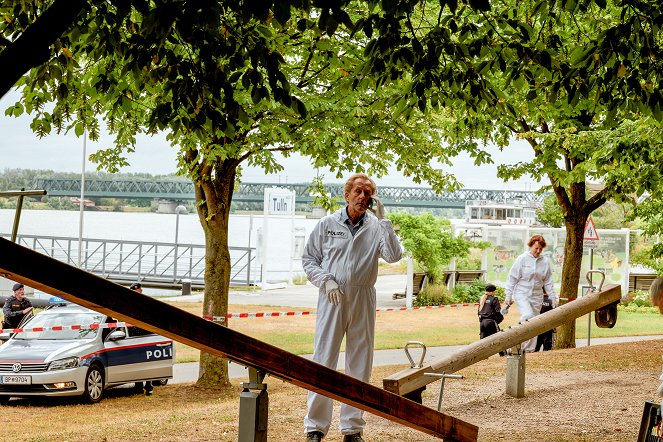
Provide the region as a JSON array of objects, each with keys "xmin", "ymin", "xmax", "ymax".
[
  {"xmin": 384, "ymin": 281, "xmax": 621, "ymax": 399},
  {"xmin": 0, "ymin": 238, "xmax": 478, "ymax": 442}
]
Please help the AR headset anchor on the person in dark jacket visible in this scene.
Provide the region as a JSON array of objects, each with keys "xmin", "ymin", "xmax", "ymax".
[
  {"xmin": 534, "ymin": 290, "xmax": 555, "ymax": 351},
  {"xmin": 128, "ymin": 282, "xmax": 153, "ymax": 396},
  {"xmin": 478, "ymin": 284, "xmax": 503, "ymax": 339},
  {"xmin": 2, "ymin": 283, "xmax": 33, "ymax": 329}
]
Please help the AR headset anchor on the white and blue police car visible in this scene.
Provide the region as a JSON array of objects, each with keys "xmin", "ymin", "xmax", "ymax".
[{"xmin": 0, "ymin": 301, "xmax": 174, "ymax": 403}]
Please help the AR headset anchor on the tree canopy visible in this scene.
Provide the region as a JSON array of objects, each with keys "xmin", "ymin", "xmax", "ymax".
[
  {"xmin": 355, "ymin": 0, "xmax": 663, "ymax": 347},
  {"xmin": 1, "ymin": 0, "xmax": 464, "ymax": 386},
  {"xmin": 4, "ymin": 0, "xmax": 663, "ymax": 363}
]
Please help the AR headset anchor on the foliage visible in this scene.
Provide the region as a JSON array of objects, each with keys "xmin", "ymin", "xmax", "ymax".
[
  {"xmin": 621, "ymin": 290, "xmax": 652, "ymax": 308},
  {"xmin": 629, "ymin": 241, "xmax": 663, "ymax": 276},
  {"xmin": 387, "ymin": 212, "xmax": 470, "ymax": 280},
  {"xmin": 632, "ymin": 198, "xmax": 663, "ymax": 267},
  {"xmin": 44, "ymin": 196, "xmax": 77, "ymax": 210},
  {"xmin": 537, "ymin": 193, "xmax": 564, "ymax": 228},
  {"xmin": 2, "ymin": 1, "xmax": 469, "ymax": 386},
  {"xmin": 451, "ymin": 279, "xmax": 505, "ymax": 304},
  {"xmin": 357, "ymin": 0, "xmax": 663, "ymax": 349},
  {"xmin": 413, "ymin": 283, "xmax": 452, "ymax": 307},
  {"xmin": 455, "ymin": 256, "xmax": 481, "ymax": 271},
  {"xmin": 538, "ymin": 191, "xmax": 635, "ymax": 229},
  {"xmin": 308, "ymin": 175, "xmax": 342, "ymax": 213}
]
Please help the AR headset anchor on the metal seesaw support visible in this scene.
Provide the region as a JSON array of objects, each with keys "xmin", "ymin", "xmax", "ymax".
[
  {"xmin": 238, "ymin": 367, "xmax": 268, "ymax": 442},
  {"xmin": 424, "ymin": 373, "xmax": 464, "ymax": 411}
]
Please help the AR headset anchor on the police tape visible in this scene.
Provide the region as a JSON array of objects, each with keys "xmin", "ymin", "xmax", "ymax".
[
  {"xmin": 5, "ymin": 299, "xmax": 578, "ymax": 330},
  {"xmin": 203, "ymin": 303, "xmax": 484, "ymax": 321},
  {"xmin": 0, "ymin": 322, "xmax": 134, "ymax": 334}
]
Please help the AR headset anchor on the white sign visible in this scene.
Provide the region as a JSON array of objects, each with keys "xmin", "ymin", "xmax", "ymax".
[
  {"xmin": 266, "ymin": 190, "xmax": 295, "ymax": 215},
  {"xmin": 583, "ymin": 217, "xmax": 599, "ymax": 241}
]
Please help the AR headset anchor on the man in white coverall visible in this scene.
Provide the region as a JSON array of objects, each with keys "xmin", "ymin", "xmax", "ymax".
[
  {"xmin": 504, "ymin": 234, "xmax": 558, "ymax": 352},
  {"xmin": 302, "ymin": 173, "xmax": 402, "ymax": 442}
]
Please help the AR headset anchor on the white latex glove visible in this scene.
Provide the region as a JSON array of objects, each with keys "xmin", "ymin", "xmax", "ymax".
[
  {"xmin": 324, "ymin": 280, "xmax": 344, "ymax": 305},
  {"xmin": 369, "ymin": 195, "xmax": 385, "ymax": 220}
]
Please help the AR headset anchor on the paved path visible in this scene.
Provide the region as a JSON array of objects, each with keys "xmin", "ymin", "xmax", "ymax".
[{"xmin": 159, "ymin": 274, "xmax": 410, "ymax": 309}]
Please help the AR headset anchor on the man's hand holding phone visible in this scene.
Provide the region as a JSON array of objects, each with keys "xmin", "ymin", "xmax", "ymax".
[{"xmin": 368, "ymin": 196, "xmax": 385, "ymax": 220}]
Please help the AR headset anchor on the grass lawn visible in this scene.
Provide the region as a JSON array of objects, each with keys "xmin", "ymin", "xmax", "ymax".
[{"xmin": 171, "ymin": 301, "xmax": 663, "ymax": 362}]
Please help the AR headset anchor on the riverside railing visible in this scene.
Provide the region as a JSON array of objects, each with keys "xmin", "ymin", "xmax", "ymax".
[{"xmin": 0, "ymin": 233, "xmax": 255, "ymax": 288}]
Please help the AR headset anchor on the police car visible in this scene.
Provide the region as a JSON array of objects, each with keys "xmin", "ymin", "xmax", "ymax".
[{"xmin": 0, "ymin": 302, "xmax": 174, "ymax": 403}]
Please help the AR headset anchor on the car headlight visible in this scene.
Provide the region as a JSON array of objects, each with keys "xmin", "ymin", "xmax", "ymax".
[{"xmin": 48, "ymin": 357, "xmax": 80, "ymax": 371}]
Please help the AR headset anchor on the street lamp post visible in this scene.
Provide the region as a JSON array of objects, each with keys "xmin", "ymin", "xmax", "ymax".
[{"xmin": 174, "ymin": 205, "xmax": 188, "ymax": 283}]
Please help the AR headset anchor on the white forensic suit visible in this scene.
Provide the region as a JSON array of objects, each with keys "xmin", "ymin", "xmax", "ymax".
[
  {"xmin": 505, "ymin": 250, "xmax": 558, "ymax": 352},
  {"xmin": 302, "ymin": 207, "xmax": 402, "ymax": 436}
]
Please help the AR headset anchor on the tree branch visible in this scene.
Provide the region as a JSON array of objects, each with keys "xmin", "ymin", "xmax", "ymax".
[{"xmin": 0, "ymin": 0, "xmax": 87, "ymax": 98}]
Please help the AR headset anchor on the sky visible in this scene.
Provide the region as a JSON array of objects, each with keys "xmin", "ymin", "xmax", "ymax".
[{"xmin": 0, "ymin": 90, "xmax": 541, "ymax": 191}]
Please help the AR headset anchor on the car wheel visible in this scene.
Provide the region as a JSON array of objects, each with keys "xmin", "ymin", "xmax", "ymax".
[
  {"xmin": 155, "ymin": 379, "xmax": 168, "ymax": 387},
  {"xmin": 83, "ymin": 365, "xmax": 105, "ymax": 403}
]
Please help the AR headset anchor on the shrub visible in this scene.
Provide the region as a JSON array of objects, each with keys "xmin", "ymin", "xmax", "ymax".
[
  {"xmin": 455, "ymin": 256, "xmax": 482, "ymax": 270},
  {"xmin": 414, "ymin": 284, "xmax": 452, "ymax": 307},
  {"xmin": 387, "ymin": 212, "xmax": 471, "ymax": 281},
  {"xmin": 622, "ymin": 290, "xmax": 652, "ymax": 307},
  {"xmin": 450, "ymin": 280, "xmax": 505, "ymax": 304}
]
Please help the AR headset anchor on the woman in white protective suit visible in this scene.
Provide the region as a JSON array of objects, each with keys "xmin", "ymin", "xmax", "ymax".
[
  {"xmin": 504, "ymin": 234, "xmax": 558, "ymax": 352},
  {"xmin": 301, "ymin": 173, "xmax": 402, "ymax": 442}
]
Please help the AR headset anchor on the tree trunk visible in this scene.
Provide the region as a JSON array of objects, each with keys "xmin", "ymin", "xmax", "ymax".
[
  {"xmin": 195, "ymin": 170, "xmax": 235, "ymax": 389},
  {"xmin": 554, "ymin": 214, "xmax": 588, "ymax": 349}
]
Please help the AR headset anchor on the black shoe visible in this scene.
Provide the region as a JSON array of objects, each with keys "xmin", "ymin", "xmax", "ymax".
[
  {"xmin": 342, "ymin": 433, "xmax": 365, "ymax": 442},
  {"xmin": 145, "ymin": 390, "xmax": 153, "ymax": 396},
  {"xmin": 306, "ymin": 431, "xmax": 323, "ymax": 442}
]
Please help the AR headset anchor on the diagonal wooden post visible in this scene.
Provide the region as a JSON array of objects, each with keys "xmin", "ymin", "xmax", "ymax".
[
  {"xmin": 384, "ymin": 284, "xmax": 621, "ymax": 396},
  {"xmin": 0, "ymin": 238, "xmax": 477, "ymax": 441}
]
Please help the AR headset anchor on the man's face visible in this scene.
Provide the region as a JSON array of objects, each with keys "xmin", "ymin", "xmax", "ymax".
[
  {"xmin": 14, "ymin": 287, "xmax": 24, "ymax": 300},
  {"xmin": 345, "ymin": 178, "xmax": 374, "ymax": 216}
]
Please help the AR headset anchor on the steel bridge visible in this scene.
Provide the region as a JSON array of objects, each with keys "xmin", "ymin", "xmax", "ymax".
[{"xmin": 31, "ymin": 178, "xmax": 543, "ymax": 209}]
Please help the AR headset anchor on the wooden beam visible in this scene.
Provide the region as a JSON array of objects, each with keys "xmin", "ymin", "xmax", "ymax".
[
  {"xmin": 384, "ymin": 285, "xmax": 621, "ymax": 396},
  {"xmin": 0, "ymin": 238, "xmax": 477, "ymax": 442}
]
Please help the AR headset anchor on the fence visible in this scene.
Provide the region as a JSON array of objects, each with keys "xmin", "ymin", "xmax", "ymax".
[{"xmin": 0, "ymin": 233, "xmax": 255, "ymax": 288}]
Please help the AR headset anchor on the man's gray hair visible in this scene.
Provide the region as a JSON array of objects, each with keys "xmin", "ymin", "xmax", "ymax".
[{"xmin": 344, "ymin": 173, "xmax": 377, "ymax": 195}]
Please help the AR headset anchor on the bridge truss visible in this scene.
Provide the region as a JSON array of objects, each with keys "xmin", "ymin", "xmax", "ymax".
[{"xmin": 32, "ymin": 178, "xmax": 543, "ymax": 209}]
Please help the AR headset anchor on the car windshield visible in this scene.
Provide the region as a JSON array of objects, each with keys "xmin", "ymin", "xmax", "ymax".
[{"xmin": 14, "ymin": 312, "xmax": 104, "ymax": 340}]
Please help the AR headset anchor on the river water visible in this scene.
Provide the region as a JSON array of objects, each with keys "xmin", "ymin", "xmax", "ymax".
[{"xmin": 0, "ymin": 209, "xmax": 322, "ymax": 282}]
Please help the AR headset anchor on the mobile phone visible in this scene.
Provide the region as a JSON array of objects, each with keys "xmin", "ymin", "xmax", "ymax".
[{"xmin": 368, "ymin": 197, "xmax": 374, "ymax": 209}]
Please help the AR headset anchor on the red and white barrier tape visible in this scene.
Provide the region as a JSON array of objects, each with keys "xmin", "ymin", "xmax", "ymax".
[
  {"xmin": 7, "ymin": 298, "xmax": 580, "ymax": 329},
  {"xmin": 203, "ymin": 302, "xmax": 483, "ymax": 321},
  {"xmin": 0, "ymin": 322, "xmax": 134, "ymax": 334}
]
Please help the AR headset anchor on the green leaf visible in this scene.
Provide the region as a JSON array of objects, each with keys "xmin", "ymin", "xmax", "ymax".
[
  {"xmin": 75, "ymin": 122, "xmax": 85, "ymax": 137},
  {"xmin": 468, "ymin": 0, "xmax": 490, "ymax": 12}
]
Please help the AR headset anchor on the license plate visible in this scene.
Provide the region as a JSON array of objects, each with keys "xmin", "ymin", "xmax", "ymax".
[{"xmin": 0, "ymin": 375, "xmax": 31, "ymax": 384}]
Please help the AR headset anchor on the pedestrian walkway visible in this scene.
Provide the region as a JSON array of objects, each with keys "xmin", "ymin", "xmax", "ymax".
[
  {"xmin": 172, "ymin": 335, "xmax": 663, "ymax": 383},
  {"xmin": 158, "ymin": 274, "xmax": 409, "ymax": 309}
]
